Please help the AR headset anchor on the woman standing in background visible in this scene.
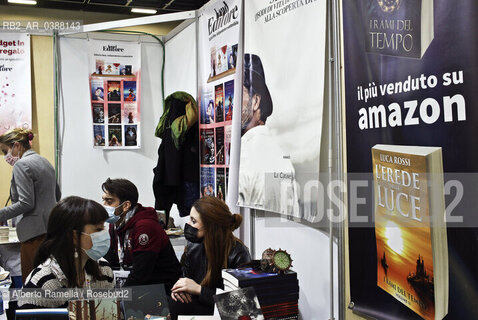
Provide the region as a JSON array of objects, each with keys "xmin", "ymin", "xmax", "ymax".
[{"xmin": 0, "ymin": 128, "xmax": 61, "ymax": 282}]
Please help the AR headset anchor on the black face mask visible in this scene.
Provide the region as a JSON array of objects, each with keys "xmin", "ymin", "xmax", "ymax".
[{"xmin": 184, "ymin": 223, "xmax": 203, "ymax": 243}]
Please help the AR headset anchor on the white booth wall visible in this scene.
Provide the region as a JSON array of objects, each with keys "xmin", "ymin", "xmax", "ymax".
[
  {"xmin": 58, "ymin": 22, "xmax": 196, "ymax": 227},
  {"xmin": 57, "ymin": 18, "xmax": 337, "ymax": 320}
]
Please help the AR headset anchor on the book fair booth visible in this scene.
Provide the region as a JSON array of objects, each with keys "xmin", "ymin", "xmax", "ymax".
[{"xmin": 0, "ymin": 0, "xmax": 477, "ymax": 319}]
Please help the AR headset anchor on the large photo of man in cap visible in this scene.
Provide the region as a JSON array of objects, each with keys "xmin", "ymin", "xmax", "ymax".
[
  {"xmin": 239, "ymin": 54, "xmax": 300, "ymax": 215},
  {"xmin": 239, "ymin": 0, "xmax": 326, "ymax": 220}
]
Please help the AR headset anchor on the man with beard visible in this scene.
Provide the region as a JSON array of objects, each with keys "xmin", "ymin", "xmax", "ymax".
[{"xmin": 238, "ymin": 54, "xmax": 299, "ymax": 215}]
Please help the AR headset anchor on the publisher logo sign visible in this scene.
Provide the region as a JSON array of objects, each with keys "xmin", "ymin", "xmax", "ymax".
[{"xmin": 376, "ymin": 0, "xmax": 401, "ymax": 13}]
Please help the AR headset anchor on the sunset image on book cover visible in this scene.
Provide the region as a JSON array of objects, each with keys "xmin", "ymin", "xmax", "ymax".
[{"xmin": 372, "ymin": 144, "xmax": 448, "ymax": 320}]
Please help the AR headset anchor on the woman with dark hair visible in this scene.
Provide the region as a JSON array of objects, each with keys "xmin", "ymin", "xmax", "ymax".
[
  {"xmin": 18, "ymin": 196, "xmax": 114, "ymax": 308},
  {"xmin": 169, "ymin": 196, "xmax": 251, "ymax": 318}
]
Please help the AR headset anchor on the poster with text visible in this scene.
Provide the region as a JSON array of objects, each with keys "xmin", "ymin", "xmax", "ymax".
[
  {"xmin": 239, "ymin": 0, "xmax": 326, "ymax": 220},
  {"xmin": 343, "ymin": 1, "xmax": 478, "ymax": 319},
  {"xmin": 0, "ymin": 33, "xmax": 31, "ymax": 135},
  {"xmin": 197, "ymin": 0, "xmax": 242, "ymax": 206},
  {"xmin": 88, "ymin": 39, "xmax": 141, "ymax": 149}
]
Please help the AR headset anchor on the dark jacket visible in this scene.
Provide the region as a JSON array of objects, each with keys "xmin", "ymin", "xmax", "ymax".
[
  {"xmin": 113, "ymin": 204, "xmax": 182, "ymax": 291},
  {"xmin": 153, "ymin": 95, "xmax": 200, "ymax": 218},
  {"xmin": 182, "ymin": 240, "xmax": 251, "ymax": 307}
]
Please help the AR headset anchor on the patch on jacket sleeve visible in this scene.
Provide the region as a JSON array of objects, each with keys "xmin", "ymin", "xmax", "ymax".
[{"xmin": 138, "ymin": 233, "xmax": 149, "ymax": 246}]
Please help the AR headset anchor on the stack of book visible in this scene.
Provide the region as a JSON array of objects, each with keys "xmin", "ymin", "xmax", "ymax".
[{"xmin": 221, "ymin": 267, "xmax": 299, "ymax": 320}]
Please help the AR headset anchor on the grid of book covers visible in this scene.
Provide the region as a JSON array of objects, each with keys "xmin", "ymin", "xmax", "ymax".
[
  {"xmin": 88, "ymin": 39, "xmax": 141, "ymax": 149},
  {"xmin": 198, "ymin": 0, "xmax": 241, "ymax": 202}
]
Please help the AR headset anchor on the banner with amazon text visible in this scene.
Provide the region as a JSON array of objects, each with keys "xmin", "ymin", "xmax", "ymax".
[{"xmin": 343, "ymin": 1, "xmax": 478, "ymax": 319}]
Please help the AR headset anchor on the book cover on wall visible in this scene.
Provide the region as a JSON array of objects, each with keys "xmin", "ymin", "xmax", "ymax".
[
  {"xmin": 363, "ymin": 0, "xmax": 434, "ymax": 58},
  {"xmin": 210, "ymin": 46, "xmax": 216, "ymax": 79},
  {"xmin": 228, "ymin": 44, "xmax": 238, "ymax": 69},
  {"xmin": 201, "ymin": 167, "xmax": 215, "ymax": 197},
  {"xmin": 214, "ymin": 287, "xmax": 264, "ymax": 320},
  {"xmin": 107, "ymin": 81, "xmax": 121, "ymax": 101},
  {"xmin": 91, "ymin": 79, "xmax": 105, "ymax": 101},
  {"xmin": 216, "ymin": 168, "xmax": 225, "ymax": 201},
  {"xmin": 240, "ymin": 0, "xmax": 326, "ymax": 220},
  {"xmin": 344, "ymin": 2, "xmax": 478, "ymax": 319},
  {"xmin": 373, "ymin": 145, "xmax": 448, "ymax": 320},
  {"xmin": 200, "ymin": 128, "xmax": 215, "ymax": 165},
  {"xmin": 107, "ymin": 104, "xmax": 121, "ymax": 124},
  {"xmin": 92, "ymin": 103, "xmax": 104, "ymax": 124},
  {"xmin": 123, "ymin": 81, "xmax": 136, "ymax": 101},
  {"xmin": 93, "ymin": 125, "xmax": 105, "ymax": 147},
  {"xmin": 215, "ymin": 127, "xmax": 225, "ymax": 165},
  {"xmin": 216, "ymin": 45, "xmax": 229, "ymax": 75},
  {"xmin": 122, "ymin": 284, "xmax": 169, "ymax": 320},
  {"xmin": 224, "ymin": 80, "xmax": 234, "ymax": 121},
  {"xmin": 124, "ymin": 125, "xmax": 138, "ymax": 147},
  {"xmin": 226, "ymin": 167, "xmax": 229, "ymax": 197},
  {"xmin": 215, "ymin": 83, "xmax": 224, "ymax": 123},
  {"xmin": 108, "ymin": 125, "xmax": 122, "ymax": 147},
  {"xmin": 123, "ymin": 103, "xmax": 137, "ymax": 124},
  {"xmin": 68, "ymin": 299, "xmax": 121, "ymax": 320},
  {"xmin": 225, "ymin": 125, "xmax": 232, "ymax": 166},
  {"xmin": 200, "ymin": 89, "xmax": 215, "ymax": 125}
]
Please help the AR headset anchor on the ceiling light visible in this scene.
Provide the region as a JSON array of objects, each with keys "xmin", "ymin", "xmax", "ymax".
[
  {"xmin": 131, "ymin": 8, "xmax": 157, "ymax": 14},
  {"xmin": 8, "ymin": 0, "xmax": 37, "ymax": 4}
]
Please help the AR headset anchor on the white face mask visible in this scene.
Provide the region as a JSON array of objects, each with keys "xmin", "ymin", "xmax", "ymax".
[
  {"xmin": 4, "ymin": 144, "xmax": 20, "ymax": 166},
  {"xmin": 82, "ymin": 229, "xmax": 110, "ymax": 260},
  {"xmin": 103, "ymin": 202, "xmax": 125, "ymax": 224}
]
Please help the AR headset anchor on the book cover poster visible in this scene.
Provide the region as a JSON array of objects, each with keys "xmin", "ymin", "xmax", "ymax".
[
  {"xmin": 201, "ymin": 167, "xmax": 215, "ymax": 197},
  {"xmin": 216, "ymin": 167, "xmax": 226, "ymax": 201},
  {"xmin": 373, "ymin": 148, "xmax": 434, "ymax": 320},
  {"xmin": 214, "ymin": 287, "xmax": 264, "ymax": 320},
  {"xmin": 344, "ymin": 1, "xmax": 478, "ymax": 319},
  {"xmin": 88, "ymin": 40, "xmax": 141, "ymax": 150},
  {"xmin": 107, "ymin": 81, "xmax": 121, "ymax": 101},
  {"xmin": 200, "ymin": 90, "xmax": 215, "ymax": 124},
  {"xmin": 91, "ymin": 79, "xmax": 104, "ymax": 101},
  {"xmin": 240, "ymin": 0, "xmax": 326, "ymax": 219},
  {"xmin": 107, "ymin": 104, "xmax": 121, "ymax": 124},
  {"xmin": 123, "ymin": 103, "xmax": 137, "ymax": 124},
  {"xmin": 200, "ymin": 128, "xmax": 215, "ymax": 165},
  {"xmin": 224, "ymin": 79, "xmax": 234, "ymax": 121},
  {"xmin": 92, "ymin": 103, "xmax": 104, "ymax": 124},
  {"xmin": 68, "ymin": 299, "xmax": 121, "ymax": 320},
  {"xmin": 93, "ymin": 125, "xmax": 105, "ymax": 147},
  {"xmin": 215, "ymin": 83, "xmax": 224, "ymax": 123},
  {"xmin": 216, "ymin": 127, "xmax": 225, "ymax": 165},
  {"xmin": 362, "ymin": 0, "xmax": 434, "ymax": 58},
  {"xmin": 124, "ymin": 125, "xmax": 137, "ymax": 146},
  {"xmin": 197, "ymin": 0, "xmax": 242, "ymax": 211},
  {"xmin": 108, "ymin": 125, "xmax": 122, "ymax": 147},
  {"xmin": 123, "ymin": 81, "xmax": 136, "ymax": 101}
]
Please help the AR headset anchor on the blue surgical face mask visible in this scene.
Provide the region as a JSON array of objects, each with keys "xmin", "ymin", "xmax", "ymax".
[
  {"xmin": 104, "ymin": 202, "xmax": 125, "ymax": 224},
  {"xmin": 82, "ymin": 229, "xmax": 110, "ymax": 260}
]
